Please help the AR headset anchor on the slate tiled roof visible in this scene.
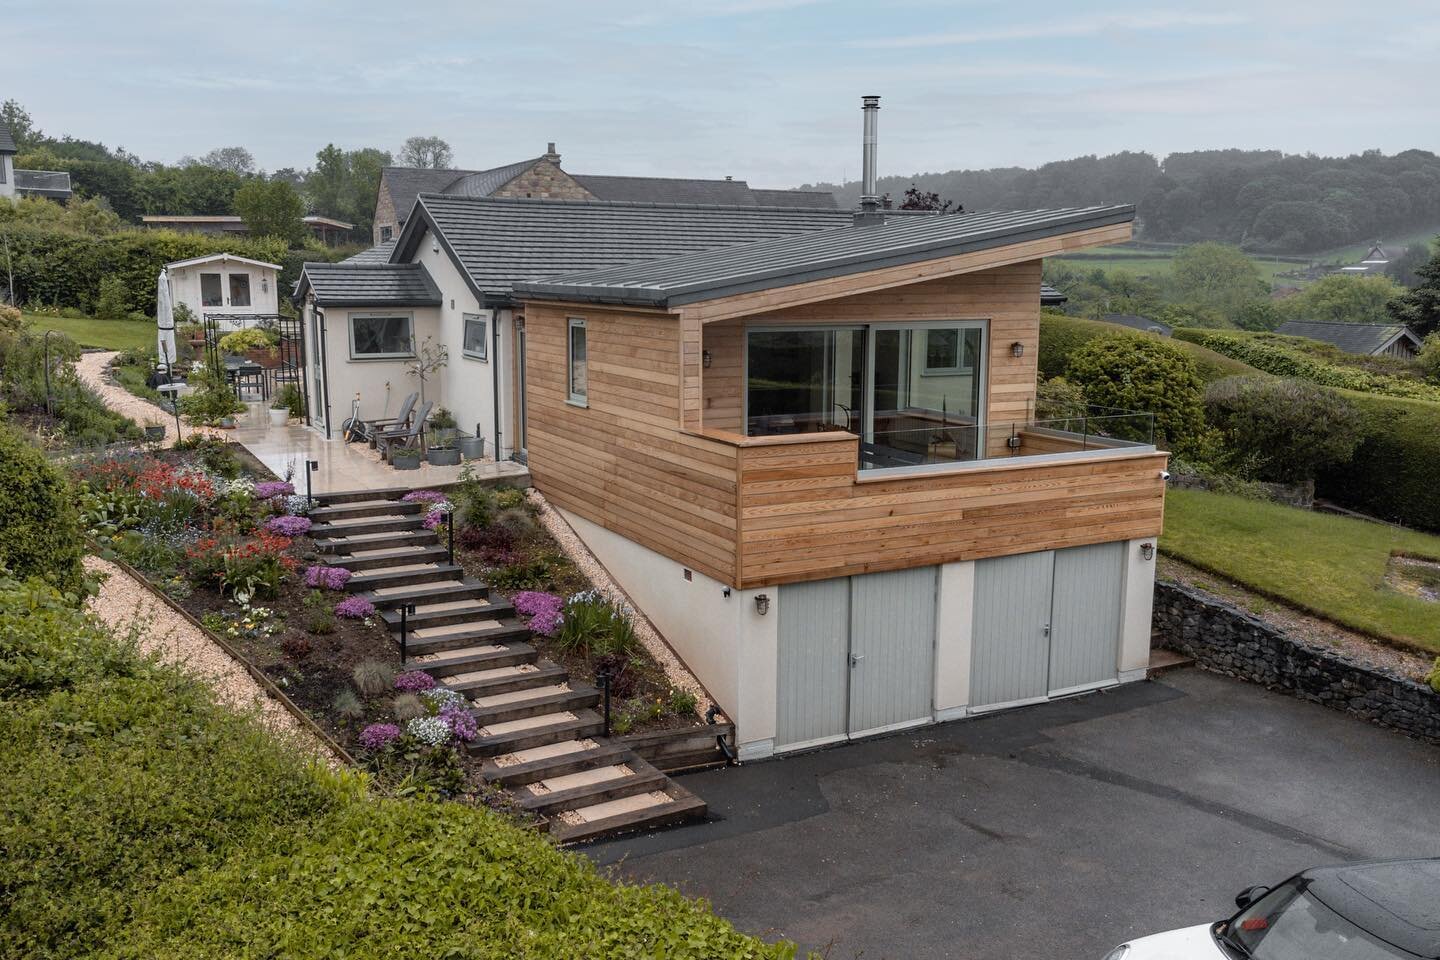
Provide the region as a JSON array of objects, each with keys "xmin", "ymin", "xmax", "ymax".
[
  {"xmin": 381, "ymin": 166, "xmax": 481, "ymax": 225},
  {"xmin": 14, "ymin": 170, "xmax": 72, "ymax": 199},
  {"xmin": 0, "ymin": 126, "xmax": 15, "ymax": 154},
  {"xmin": 402, "ymin": 195, "xmax": 862, "ymax": 301},
  {"xmin": 1040, "ymin": 283, "xmax": 1067, "ymax": 306},
  {"xmin": 515, "ymin": 205, "xmax": 1136, "ymax": 307},
  {"xmin": 1276, "ymin": 320, "xmax": 1420, "ymax": 355},
  {"xmin": 441, "ymin": 158, "xmax": 547, "ymax": 198},
  {"xmin": 295, "ymin": 262, "xmax": 442, "ymax": 307},
  {"xmin": 750, "ymin": 188, "xmax": 837, "ymax": 209},
  {"xmin": 344, "ymin": 239, "xmax": 399, "ymax": 264},
  {"xmin": 572, "ymin": 174, "xmax": 755, "ymax": 206},
  {"xmin": 1102, "ymin": 313, "xmax": 1172, "ymax": 336}
]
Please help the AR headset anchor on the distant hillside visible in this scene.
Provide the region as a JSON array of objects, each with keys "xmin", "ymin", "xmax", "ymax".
[{"xmin": 800, "ymin": 148, "xmax": 1440, "ymax": 254}]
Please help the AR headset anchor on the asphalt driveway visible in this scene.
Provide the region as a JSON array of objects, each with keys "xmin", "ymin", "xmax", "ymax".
[{"xmin": 587, "ymin": 669, "xmax": 1440, "ymax": 959}]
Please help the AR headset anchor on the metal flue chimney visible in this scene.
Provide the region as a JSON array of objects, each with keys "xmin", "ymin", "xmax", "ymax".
[{"xmin": 856, "ymin": 95, "xmax": 884, "ymax": 226}]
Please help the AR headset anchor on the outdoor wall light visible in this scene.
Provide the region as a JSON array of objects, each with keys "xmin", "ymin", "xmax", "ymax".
[
  {"xmin": 755, "ymin": 594, "xmax": 771, "ymax": 616},
  {"xmin": 431, "ymin": 236, "xmax": 440, "ymax": 254},
  {"xmin": 1140, "ymin": 542, "xmax": 1155, "ymax": 561},
  {"xmin": 702, "ymin": 349, "xmax": 713, "ymax": 369},
  {"xmin": 1010, "ymin": 341, "xmax": 1025, "ymax": 358},
  {"xmin": 261, "ymin": 277, "xmax": 269, "ymax": 293}
]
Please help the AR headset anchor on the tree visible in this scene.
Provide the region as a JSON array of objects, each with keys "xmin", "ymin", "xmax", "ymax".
[
  {"xmin": 1283, "ymin": 273, "xmax": 1402, "ymax": 324},
  {"xmin": 1064, "ymin": 336, "xmax": 1208, "ymax": 456},
  {"xmin": 1169, "ymin": 243, "xmax": 1268, "ymax": 319},
  {"xmin": 234, "ymin": 179, "xmax": 306, "ymax": 246},
  {"xmin": 1, "ymin": 99, "xmax": 41, "ymax": 150},
  {"xmin": 898, "ymin": 183, "xmax": 958, "ymax": 213},
  {"xmin": 1417, "ymin": 333, "xmax": 1440, "ymax": 383},
  {"xmin": 303, "ymin": 144, "xmax": 391, "ymax": 238},
  {"xmin": 1387, "ymin": 242, "xmax": 1435, "ymax": 287},
  {"xmin": 1388, "ymin": 246, "xmax": 1440, "ymax": 337},
  {"xmin": 191, "ymin": 146, "xmax": 256, "ymax": 175},
  {"xmin": 398, "ymin": 136, "xmax": 453, "ymax": 169}
]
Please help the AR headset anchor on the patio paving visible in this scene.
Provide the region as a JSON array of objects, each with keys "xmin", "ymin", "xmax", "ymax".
[{"xmin": 230, "ymin": 401, "xmax": 528, "ymax": 493}]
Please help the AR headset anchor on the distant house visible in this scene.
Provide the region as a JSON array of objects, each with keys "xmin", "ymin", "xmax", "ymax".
[
  {"xmin": 1040, "ymin": 283, "xmax": 1067, "ymax": 308},
  {"xmin": 1334, "ymin": 242, "xmax": 1392, "ymax": 278},
  {"xmin": 1102, "ymin": 313, "xmax": 1172, "ymax": 336},
  {"xmin": 0, "ymin": 127, "xmax": 74, "ymax": 202},
  {"xmin": 141, "ymin": 214, "xmax": 355, "ymax": 246},
  {"xmin": 1275, "ymin": 320, "xmax": 1422, "ymax": 359},
  {"xmin": 371, "ymin": 142, "xmax": 837, "ymax": 244}
]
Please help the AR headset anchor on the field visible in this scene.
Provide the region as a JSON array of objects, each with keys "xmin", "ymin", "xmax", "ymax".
[
  {"xmin": 21, "ymin": 313, "xmax": 154, "ymax": 352},
  {"xmin": 1052, "ymin": 248, "xmax": 1303, "ymax": 286},
  {"xmin": 1162, "ymin": 488, "xmax": 1440, "ymax": 652}
]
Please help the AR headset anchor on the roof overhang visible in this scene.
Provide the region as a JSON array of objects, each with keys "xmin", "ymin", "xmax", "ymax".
[
  {"xmin": 292, "ymin": 262, "xmax": 444, "ymax": 309},
  {"xmin": 164, "ymin": 252, "xmax": 282, "ymax": 271}
]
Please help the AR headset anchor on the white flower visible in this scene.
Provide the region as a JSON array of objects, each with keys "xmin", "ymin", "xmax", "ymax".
[
  {"xmin": 406, "ymin": 715, "xmax": 451, "ymax": 746},
  {"xmin": 421, "ymin": 687, "xmax": 466, "ymax": 711}
]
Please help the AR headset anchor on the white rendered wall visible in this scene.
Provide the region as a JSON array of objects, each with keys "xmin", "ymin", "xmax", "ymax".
[
  {"xmin": 558, "ymin": 508, "xmax": 778, "ymax": 757},
  {"xmin": 934, "ymin": 560, "xmax": 975, "ymax": 721},
  {"xmin": 169, "ymin": 261, "xmax": 279, "ymax": 326},
  {"xmin": 0, "ymin": 155, "xmax": 13, "ymax": 198},
  {"xmin": 312, "ymin": 305, "xmax": 441, "ymax": 433},
  {"xmin": 1118, "ymin": 536, "xmax": 1158, "ymax": 681}
]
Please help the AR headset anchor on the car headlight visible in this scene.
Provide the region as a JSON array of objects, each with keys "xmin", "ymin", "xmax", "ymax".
[{"xmin": 1102, "ymin": 947, "xmax": 1129, "ymax": 960}]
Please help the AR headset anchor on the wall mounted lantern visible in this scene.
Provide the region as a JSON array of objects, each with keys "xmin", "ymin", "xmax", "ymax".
[
  {"xmin": 702, "ymin": 349, "xmax": 713, "ymax": 369},
  {"xmin": 1010, "ymin": 341, "xmax": 1025, "ymax": 358},
  {"xmin": 755, "ymin": 594, "xmax": 771, "ymax": 616},
  {"xmin": 1140, "ymin": 542, "xmax": 1155, "ymax": 561}
]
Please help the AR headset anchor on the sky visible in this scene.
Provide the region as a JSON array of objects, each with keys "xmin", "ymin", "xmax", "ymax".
[{"xmin": 7, "ymin": 0, "xmax": 1439, "ymax": 188}]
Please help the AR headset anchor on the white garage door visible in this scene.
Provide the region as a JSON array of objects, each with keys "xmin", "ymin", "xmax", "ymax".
[
  {"xmin": 970, "ymin": 541, "xmax": 1124, "ymax": 712},
  {"xmin": 775, "ymin": 567, "xmax": 937, "ymax": 752}
]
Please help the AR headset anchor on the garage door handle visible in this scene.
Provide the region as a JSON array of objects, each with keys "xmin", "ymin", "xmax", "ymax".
[
  {"xmin": 1042, "ymin": 623, "xmax": 1051, "ymax": 637},
  {"xmin": 849, "ymin": 654, "xmax": 865, "ymax": 667}
]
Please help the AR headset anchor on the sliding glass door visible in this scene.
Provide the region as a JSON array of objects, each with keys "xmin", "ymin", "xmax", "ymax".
[{"xmin": 745, "ymin": 321, "xmax": 986, "ymax": 469}]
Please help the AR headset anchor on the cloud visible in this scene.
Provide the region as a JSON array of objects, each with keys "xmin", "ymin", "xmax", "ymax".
[{"xmin": 851, "ymin": 12, "xmax": 1249, "ymax": 48}]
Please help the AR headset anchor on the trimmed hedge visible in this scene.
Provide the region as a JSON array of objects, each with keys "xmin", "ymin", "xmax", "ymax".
[
  {"xmin": 1318, "ymin": 390, "xmax": 1440, "ymax": 532},
  {"xmin": 1173, "ymin": 329, "xmax": 1440, "ymax": 402},
  {"xmin": 1040, "ymin": 314, "xmax": 1258, "ymax": 384},
  {"xmin": 0, "ymin": 426, "xmax": 86, "ymax": 594},
  {"xmin": 0, "ymin": 576, "xmax": 794, "ymax": 959},
  {"xmin": 1065, "ymin": 336, "xmax": 1208, "ymax": 456}
]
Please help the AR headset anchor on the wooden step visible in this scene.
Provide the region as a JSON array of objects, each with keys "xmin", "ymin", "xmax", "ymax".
[
  {"xmin": 380, "ymin": 598, "xmax": 515, "ymax": 631},
  {"xmin": 443, "ymin": 660, "xmax": 567, "ymax": 698},
  {"xmin": 547, "ymin": 783, "xmax": 707, "ymax": 845},
  {"xmin": 329, "ymin": 544, "xmax": 449, "ymax": 572},
  {"xmin": 310, "ymin": 515, "xmax": 426, "ymax": 539},
  {"xmin": 404, "ymin": 619, "xmax": 531, "ymax": 658},
  {"xmin": 410, "ymin": 640, "xmax": 538, "ymax": 676},
  {"xmin": 481, "ymin": 740, "xmax": 632, "ymax": 787},
  {"xmin": 471, "ymin": 684, "xmax": 599, "ymax": 725},
  {"xmin": 518, "ymin": 761, "xmax": 670, "ymax": 816},
  {"xmin": 315, "ymin": 530, "xmax": 439, "ymax": 555},
  {"xmin": 363, "ymin": 578, "xmax": 489, "ymax": 609},
  {"xmin": 312, "ymin": 486, "xmax": 419, "ymax": 506},
  {"xmin": 468, "ymin": 709, "xmax": 604, "ymax": 757},
  {"xmin": 308, "ymin": 500, "xmax": 424, "ymax": 523},
  {"xmin": 346, "ymin": 563, "xmax": 464, "ymax": 592}
]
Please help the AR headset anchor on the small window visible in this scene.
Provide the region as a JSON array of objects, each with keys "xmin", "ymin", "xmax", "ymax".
[
  {"xmin": 462, "ymin": 313, "xmax": 488, "ymax": 360},
  {"xmin": 349, "ymin": 314, "xmax": 414, "ymax": 359},
  {"xmin": 924, "ymin": 328, "xmax": 962, "ymax": 374},
  {"xmin": 379, "ymin": 225, "xmax": 393, "ymax": 242},
  {"xmin": 200, "ymin": 273, "xmax": 223, "ymax": 307},
  {"xmin": 567, "ymin": 317, "xmax": 587, "ymax": 405},
  {"xmin": 0, "ymin": 159, "xmax": 7, "ymax": 185},
  {"xmin": 228, "ymin": 273, "xmax": 251, "ymax": 307}
]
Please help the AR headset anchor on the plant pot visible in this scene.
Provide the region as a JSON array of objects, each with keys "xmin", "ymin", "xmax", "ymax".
[
  {"xmin": 218, "ymin": 416, "xmax": 236, "ymax": 429},
  {"xmin": 144, "ymin": 425, "xmax": 166, "ymax": 441},
  {"xmin": 268, "ymin": 407, "xmax": 289, "ymax": 426},
  {"xmin": 392, "ymin": 453, "xmax": 421, "ymax": 471},
  {"xmin": 458, "ymin": 436, "xmax": 486, "ymax": 460},
  {"xmin": 427, "ymin": 446, "xmax": 461, "ymax": 466},
  {"xmin": 245, "ymin": 348, "xmax": 282, "ymax": 369}
]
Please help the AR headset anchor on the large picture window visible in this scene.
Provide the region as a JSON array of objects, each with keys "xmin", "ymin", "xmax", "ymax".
[
  {"xmin": 200, "ymin": 273, "xmax": 223, "ymax": 307},
  {"xmin": 228, "ymin": 273, "xmax": 251, "ymax": 308},
  {"xmin": 462, "ymin": 313, "xmax": 488, "ymax": 360},
  {"xmin": 567, "ymin": 317, "xmax": 587, "ymax": 405},
  {"xmin": 349, "ymin": 314, "xmax": 414, "ymax": 359}
]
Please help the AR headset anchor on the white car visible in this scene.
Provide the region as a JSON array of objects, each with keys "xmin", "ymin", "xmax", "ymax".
[{"xmin": 1104, "ymin": 859, "xmax": 1440, "ymax": 959}]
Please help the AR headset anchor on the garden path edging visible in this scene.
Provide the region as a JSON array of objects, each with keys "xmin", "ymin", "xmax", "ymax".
[{"xmin": 1152, "ymin": 580, "xmax": 1440, "ymax": 744}]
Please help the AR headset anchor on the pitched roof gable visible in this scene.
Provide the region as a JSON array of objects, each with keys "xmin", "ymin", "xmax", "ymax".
[
  {"xmin": 0, "ymin": 126, "xmax": 16, "ymax": 154},
  {"xmin": 294, "ymin": 261, "xmax": 442, "ymax": 307},
  {"xmin": 1275, "ymin": 320, "xmax": 1420, "ymax": 355}
]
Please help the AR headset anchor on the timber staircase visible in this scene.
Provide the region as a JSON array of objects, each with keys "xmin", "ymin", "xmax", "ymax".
[{"xmin": 309, "ymin": 487, "xmax": 707, "ymax": 844}]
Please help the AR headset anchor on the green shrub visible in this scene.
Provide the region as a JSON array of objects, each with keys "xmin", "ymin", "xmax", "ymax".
[
  {"xmin": 0, "ymin": 303, "xmax": 23, "ymax": 330},
  {"xmin": 1420, "ymin": 333, "xmax": 1440, "ymax": 384},
  {"xmin": 351, "ymin": 660, "xmax": 395, "ymax": 697},
  {"xmin": 0, "ymin": 425, "xmax": 86, "ymax": 594},
  {"xmin": 1176, "ymin": 330, "xmax": 1440, "ymax": 402},
  {"xmin": 276, "ymin": 382, "xmax": 305, "ymax": 418},
  {"xmin": 489, "ymin": 553, "xmax": 569, "ymax": 590},
  {"xmin": 1317, "ymin": 391, "xmax": 1440, "ymax": 532},
  {"xmin": 217, "ymin": 327, "xmax": 276, "ymax": 356},
  {"xmin": 557, "ymin": 592, "xmax": 640, "ymax": 658},
  {"xmin": 1203, "ymin": 377, "xmax": 1363, "ymax": 483},
  {"xmin": 1426, "ymin": 659, "xmax": 1440, "ymax": 695},
  {"xmin": 1065, "ymin": 336, "xmax": 1208, "ymax": 455},
  {"xmin": 669, "ymin": 688, "xmax": 699, "ymax": 716},
  {"xmin": 178, "ymin": 363, "xmax": 243, "ymax": 425},
  {"xmin": 1040, "ymin": 314, "xmax": 1256, "ymax": 384},
  {"xmin": 93, "ymin": 275, "xmax": 131, "ymax": 319}
]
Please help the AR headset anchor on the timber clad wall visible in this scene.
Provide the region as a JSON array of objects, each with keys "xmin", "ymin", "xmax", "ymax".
[{"xmin": 523, "ymin": 253, "xmax": 1167, "ymax": 590}]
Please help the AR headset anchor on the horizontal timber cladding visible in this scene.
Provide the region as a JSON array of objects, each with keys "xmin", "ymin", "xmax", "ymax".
[{"xmin": 522, "ymin": 302, "xmax": 741, "ymax": 584}]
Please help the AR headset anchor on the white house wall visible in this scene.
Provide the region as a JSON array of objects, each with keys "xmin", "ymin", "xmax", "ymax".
[
  {"xmin": 1119, "ymin": 536, "xmax": 1158, "ymax": 682},
  {"xmin": 310, "ymin": 304, "xmax": 442, "ymax": 432},
  {"xmin": 169, "ymin": 261, "xmax": 279, "ymax": 328},
  {"xmin": 0, "ymin": 155, "xmax": 14, "ymax": 198}
]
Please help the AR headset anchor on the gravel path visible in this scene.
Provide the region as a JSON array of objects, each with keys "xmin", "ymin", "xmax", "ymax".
[
  {"xmin": 85, "ymin": 555, "xmax": 341, "ymax": 765},
  {"xmin": 75, "ymin": 350, "xmax": 219, "ymax": 447}
]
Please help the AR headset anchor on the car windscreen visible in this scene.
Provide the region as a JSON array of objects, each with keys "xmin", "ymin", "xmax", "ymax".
[{"xmin": 1224, "ymin": 880, "xmax": 1423, "ymax": 960}]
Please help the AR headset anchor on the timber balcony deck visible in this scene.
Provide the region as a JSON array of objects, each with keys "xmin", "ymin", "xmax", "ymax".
[{"xmin": 309, "ymin": 489, "xmax": 708, "ymax": 845}]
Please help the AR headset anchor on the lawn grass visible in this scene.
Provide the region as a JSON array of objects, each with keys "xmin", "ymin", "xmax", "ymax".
[
  {"xmin": 22, "ymin": 312, "xmax": 155, "ymax": 352},
  {"xmin": 1053, "ymin": 249, "xmax": 1300, "ymax": 285},
  {"xmin": 1162, "ymin": 488, "xmax": 1440, "ymax": 651}
]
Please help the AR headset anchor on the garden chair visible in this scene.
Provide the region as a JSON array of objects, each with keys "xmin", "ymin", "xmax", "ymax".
[
  {"xmin": 357, "ymin": 392, "xmax": 418, "ymax": 445},
  {"xmin": 376, "ymin": 400, "xmax": 432, "ymax": 462}
]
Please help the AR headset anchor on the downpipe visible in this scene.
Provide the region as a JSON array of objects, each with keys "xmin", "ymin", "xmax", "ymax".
[{"xmin": 705, "ymin": 704, "xmax": 738, "ymax": 766}]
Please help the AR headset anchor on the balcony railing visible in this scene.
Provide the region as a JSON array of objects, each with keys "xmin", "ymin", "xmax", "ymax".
[{"xmin": 858, "ymin": 407, "xmax": 1155, "ymax": 471}]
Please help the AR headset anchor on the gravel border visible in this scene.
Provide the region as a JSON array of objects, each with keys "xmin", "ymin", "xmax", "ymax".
[{"xmin": 527, "ymin": 490, "xmax": 716, "ymax": 719}]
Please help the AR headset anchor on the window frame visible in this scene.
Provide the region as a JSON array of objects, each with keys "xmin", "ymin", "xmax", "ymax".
[
  {"xmin": 461, "ymin": 312, "xmax": 489, "ymax": 362},
  {"xmin": 921, "ymin": 327, "xmax": 973, "ymax": 376},
  {"xmin": 199, "ymin": 272, "xmax": 224, "ymax": 307},
  {"xmin": 228, "ymin": 272, "xmax": 252, "ymax": 308},
  {"xmin": 567, "ymin": 317, "xmax": 588, "ymax": 407},
  {"xmin": 347, "ymin": 312, "xmax": 416, "ymax": 361},
  {"xmin": 379, "ymin": 225, "xmax": 393, "ymax": 242}
]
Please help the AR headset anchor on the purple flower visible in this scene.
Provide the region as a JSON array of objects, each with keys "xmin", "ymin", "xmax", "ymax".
[
  {"xmin": 304, "ymin": 565, "xmax": 352, "ymax": 590},
  {"xmin": 422, "ymin": 510, "xmax": 447, "ymax": 530},
  {"xmin": 358, "ymin": 722, "xmax": 401, "ymax": 751},
  {"xmin": 402, "ymin": 489, "xmax": 448, "ymax": 503},
  {"xmin": 394, "ymin": 670, "xmax": 436, "ymax": 692},
  {"xmin": 265, "ymin": 515, "xmax": 312, "ymax": 537},
  {"xmin": 513, "ymin": 591, "xmax": 564, "ymax": 637},
  {"xmin": 441, "ymin": 702, "xmax": 478, "ymax": 742},
  {"xmin": 255, "ymin": 481, "xmax": 295, "ymax": 499},
  {"xmin": 334, "ymin": 595, "xmax": 375, "ymax": 619}
]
